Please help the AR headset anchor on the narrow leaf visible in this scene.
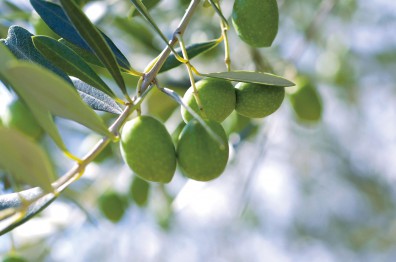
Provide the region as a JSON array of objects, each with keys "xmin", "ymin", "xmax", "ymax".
[
  {"xmin": 208, "ymin": 0, "xmax": 229, "ymax": 27},
  {"xmin": 59, "ymin": 0, "xmax": 128, "ymax": 98},
  {"xmin": 0, "ymin": 187, "xmax": 56, "ymax": 235},
  {"xmin": 32, "ymin": 36, "xmax": 116, "ymax": 98},
  {"xmin": 73, "ymin": 79, "xmax": 123, "ymax": 115},
  {"xmin": 160, "ymin": 40, "xmax": 220, "ymax": 73},
  {"xmin": 0, "ymin": 43, "xmax": 68, "ymax": 151},
  {"xmin": 0, "ymin": 127, "xmax": 54, "ymax": 193},
  {"xmin": 203, "ymin": 71, "xmax": 295, "ymax": 87},
  {"xmin": 130, "ymin": 0, "xmax": 177, "ymax": 54},
  {"xmin": 30, "ymin": 0, "xmax": 132, "ymax": 70},
  {"xmin": 4, "ymin": 62, "xmax": 113, "ymax": 137},
  {"xmin": 59, "ymin": 38, "xmax": 104, "ymax": 68},
  {"xmin": 0, "ymin": 25, "xmax": 71, "ymax": 83}
]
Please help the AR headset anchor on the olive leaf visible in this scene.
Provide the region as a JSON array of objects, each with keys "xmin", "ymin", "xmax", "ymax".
[
  {"xmin": 0, "ymin": 187, "xmax": 56, "ymax": 235},
  {"xmin": 0, "ymin": 25, "xmax": 71, "ymax": 83},
  {"xmin": 32, "ymin": 36, "xmax": 116, "ymax": 98},
  {"xmin": 203, "ymin": 71, "xmax": 295, "ymax": 87},
  {"xmin": 29, "ymin": 0, "xmax": 131, "ymax": 71},
  {"xmin": 0, "ymin": 43, "xmax": 68, "ymax": 152},
  {"xmin": 73, "ymin": 79, "xmax": 123, "ymax": 115},
  {"xmin": 159, "ymin": 40, "xmax": 220, "ymax": 73},
  {"xmin": 0, "ymin": 127, "xmax": 55, "ymax": 193},
  {"xmin": 59, "ymin": 0, "xmax": 128, "ymax": 99},
  {"xmin": 130, "ymin": 0, "xmax": 179, "ymax": 55},
  {"xmin": 4, "ymin": 61, "xmax": 113, "ymax": 137}
]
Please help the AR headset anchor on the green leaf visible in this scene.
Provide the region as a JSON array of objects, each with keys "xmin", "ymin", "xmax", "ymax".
[
  {"xmin": 130, "ymin": 0, "xmax": 161, "ymax": 17},
  {"xmin": 130, "ymin": 0, "xmax": 178, "ymax": 54},
  {"xmin": 113, "ymin": 17, "xmax": 160, "ymax": 52},
  {"xmin": 203, "ymin": 71, "xmax": 295, "ymax": 87},
  {"xmin": 59, "ymin": 0, "xmax": 128, "ymax": 98},
  {"xmin": 159, "ymin": 40, "xmax": 220, "ymax": 73},
  {"xmin": 32, "ymin": 36, "xmax": 116, "ymax": 98},
  {"xmin": 30, "ymin": 0, "xmax": 132, "ymax": 71},
  {"xmin": 4, "ymin": 62, "xmax": 113, "ymax": 137},
  {"xmin": 73, "ymin": 79, "xmax": 123, "ymax": 114},
  {"xmin": 0, "ymin": 127, "xmax": 54, "ymax": 193},
  {"xmin": 0, "ymin": 43, "xmax": 68, "ymax": 151},
  {"xmin": 59, "ymin": 38, "xmax": 104, "ymax": 68},
  {"xmin": 0, "ymin": 26, "xmax": 71, "ymax": 83}
]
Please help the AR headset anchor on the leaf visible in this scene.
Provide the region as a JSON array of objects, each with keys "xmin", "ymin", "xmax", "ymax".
[
  {"xmin": 203, "ymin": 71, "xmax": 295, "ymax": 87},
  {"xmin": 159, "ymin": 40, "xmax": 220, "ymax": 73},
  {"xmin": 58, "ymin": 0, "xmax": 128, "ymax": 98},
  {"xmin": 113, "ymin": 17, "xmax": 160, "ymax": 52},
  {"xmin": 130, "ymin": 0, "xmax": 161, "ymax": 17},
  {"xmin": 130, "ymin": 0, "xmax": 178, "ymax": 54},
  {"xmin": 0, "ymin": 43, "xmax": 68, "ymax": 151},
  {"xmin": 4, "ymin": 62, "xmax": 113, "ymax": 137},
  {"xmin": 32, "ymin": 36, "xmax": 116, "ymax": 98},
  {"xmin": 0, "ymin": 127, "xmax": 54, "ymax": 193},
  {"xmin": 59, "ymin": 38, "xmax": 104, "ymax": 68},
  {"xmin": 73, "ymin": 79, "xmax": 123, "ymax": 115},
  {"xmin": 0, "ymin": 25, "xmax": 71, "ymax": 83},
  {"xmin": 0, "ymin": 187, "xmax": 56, "ymax": 235},
  {"xmin": 29, "ymin": 0, "xmax": 132, "ymax": 71}
]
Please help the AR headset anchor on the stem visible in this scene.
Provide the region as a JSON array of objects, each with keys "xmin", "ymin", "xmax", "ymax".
[
  {"xmin": 176, "ymin": 34, "xmax": 207, "ymax": 118},
  {"xmin": 141, "ymin": 0, "xmax": 201, "ymax": 92},
  {"xmin": 217, "ymin": 4, "xmax": 231, "ymax": 71}
]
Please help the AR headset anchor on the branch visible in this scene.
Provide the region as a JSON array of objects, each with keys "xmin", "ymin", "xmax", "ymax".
[{"xmin": 0, "ymin": 0, "xmax": 202, "ymax": 235}]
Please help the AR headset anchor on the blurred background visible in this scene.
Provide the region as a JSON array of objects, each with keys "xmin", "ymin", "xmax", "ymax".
[{"xmin": 1, "ymin": 0, "xmax": 396, "ymax": 261}]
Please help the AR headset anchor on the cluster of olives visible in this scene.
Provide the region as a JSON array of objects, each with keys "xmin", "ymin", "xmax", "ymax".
[{"xmin": 120, "ymin": 78, "xmax": 285, "ymax": 183}]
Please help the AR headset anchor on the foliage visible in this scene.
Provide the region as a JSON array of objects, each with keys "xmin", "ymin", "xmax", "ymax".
[{"xmin": 1, "ymin": 0, "xmax": 395, "ymax": 261}]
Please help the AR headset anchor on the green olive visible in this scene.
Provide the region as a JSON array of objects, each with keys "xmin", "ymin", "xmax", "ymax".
[
  {"xmin": 181, "ymin": 78, "xmax": 236, "ymax": 123},
  {"xmin": 129, "ymin": 176, "xmax": 150, "ymax": 207},
  {"xmin": 232, "ymin": 0, "xmax": 279, "ymax": 47},
  {"xmin": 235, "ymin": 82, "xmax": 285, "ymax": 118},
  {"xmin": 120, "ymin": 116, "xmax": 176, "ymax": 183},
  {"xmin": 177, "ymin": 120, "xmax": 229, "ymax": 181},
  {"xmin": 1, "ymin": 99, "xmax": 43, "ymax": 139},
  {"xmin": 98, "ymin": 191, "xmax": 128, "ymax": 223}
]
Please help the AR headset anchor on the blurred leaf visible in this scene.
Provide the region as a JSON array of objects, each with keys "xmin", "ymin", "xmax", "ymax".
[
  {"xmin": 59, "ymin": 0, "xmax": 128, "ymax": 98},
  {"xmin": 129, "ymin": 176, "xmax": 150, "ymax": 207},
  {"xmin": 0, "ymin": 25, "xmax": 71, "ymax": 82},
  {"xmin": 4, "ymin": 62, "xmax": 113, "ymax": 137},
  {"xmin": 289, "ymin": 77, "xmax": 323, "ymax": 123},
  {"xmin": 73, "ymin": 79, "xmax": 123, "ymax": 115},
  {"xmin": 30, "ymin": 0, "xmax": 132, "ymax": 71},
  {"xmin": 159, "ymin": 40, "xmax": 220, "ymax": 73},
  {"xmin": 113, "ymin": 17, "xmax": 160, "ymax": 52},
  {"xmin": 33, "ymin": 36, "xmax": 116, "ymax": 98},
  {"xmin": 0, "ymin": 127, "xmax": 54, "ymax": 193},
  {"xmin": 204, "ymin": 71, "xmax": 295, "ymax": 87},
  {"xmin": 130, "ymin": 0, "xmax": 161, "ymax": 17},
  {"xmin": 0, "ymin": 43, "xmax": 68, "ymax": 151},
  {"xmin": 130, "ymin": 0, "xmax": 176, "ymax": 53}
]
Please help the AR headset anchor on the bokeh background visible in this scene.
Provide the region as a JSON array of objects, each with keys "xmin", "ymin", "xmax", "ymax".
[{"xmin": 1, "ymin": 0, "xmax": 396, "ymax": 261}]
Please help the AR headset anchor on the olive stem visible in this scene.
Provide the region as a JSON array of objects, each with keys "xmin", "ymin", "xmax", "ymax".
[{"xmin": 176, "ymin": 34, "xmax": 207, "ymax": 119}]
